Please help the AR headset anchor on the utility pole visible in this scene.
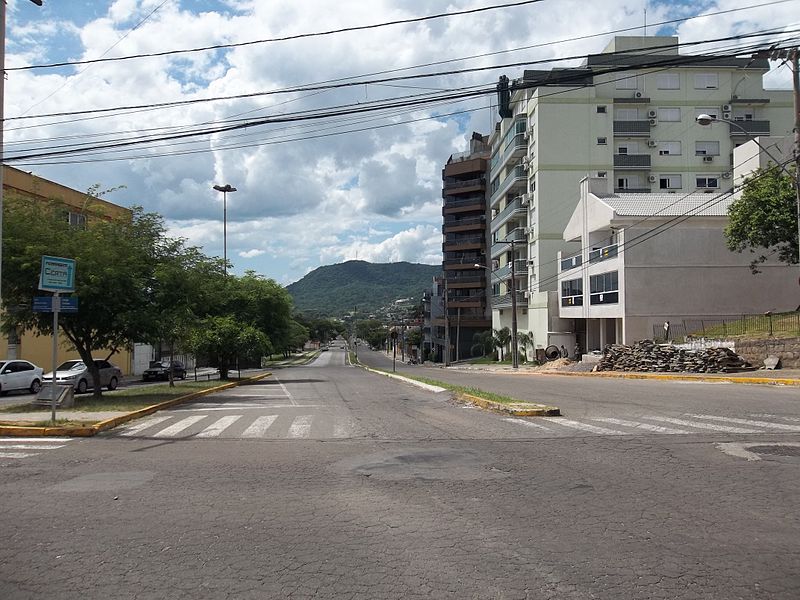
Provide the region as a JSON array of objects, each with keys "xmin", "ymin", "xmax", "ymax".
[
  {"xmin": 443, "ymin": 278, "xmax": 450, "ymax": 367},
  {"xmin": 792, "ymin": 48, "xmax": 800, "ymax": 276},
  {"xmin": 509, "ymin": 240, "xmax": 519, "ymax": 369}
]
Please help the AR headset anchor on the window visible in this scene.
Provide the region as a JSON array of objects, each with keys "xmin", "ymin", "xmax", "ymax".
[
  {"xmin": 617, "ymin": 142, "xmax": 638, "ymax": 154},
  {"xmin": 657, "ymin": 107, "xmax": 680, "ymax": 122},
  {"xmin": 659, "ymin": 174, "xmax": 682, "ymax": 189},
  {"xmin": 589, "ymin": 271, "xmax": 619, "ymax": 305},
  {"xmin": 530, "ymin": 175, "xmax": 536, "ymax": 192},
  {"xmin": 695, "ymin": 107, "xmax": 719, "ymax": 120},
  {"xmin": 696, "ymin": 176, "xmax": 719, "ymax": 188},
  {"xmin": 658, "ymin": 141, "xmax": 681, "ymax": 156},
  {"xmin": 597, "ymin": 137, "xmax": 607, "ymax": 145},
  {"xmin": 561, "ymin": 278, "xmax": 583, "ymax": 307},
  {"xmin": 615, "ymin": 108, "xmax": 639, "ymax": 121},
  {"xmin": 656, "ymin": 73, "xmax": 680, "ymax": 89},
  {"xmin": 694, "ymin": 73, "xmax": 719, "ymax": 89},
  {"xmin": 67, "ymin": 212, "xmax": 87, "ymax": 228},
  {"xmin": 695, "ymin": 141, "xmax": 720, "ymax": 156},
  {"xmin": 733, "ymin": 110, "xmax": 755, "ymax": 121},
  {"xmin": 615, "ymin": 75, "xmax": 639, "ymax": 90},
  {"xmin": 596, "ymin": 105, "xmax": 607, "ymax": 114},
  {"xmin": 597, "ymin": 171, "xmax": 607, "ymax": 178}
]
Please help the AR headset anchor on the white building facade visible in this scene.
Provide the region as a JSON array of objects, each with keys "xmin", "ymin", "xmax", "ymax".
[{"xmin": 488, "ymin": 35, "xmax": 795, "ymax": 351}]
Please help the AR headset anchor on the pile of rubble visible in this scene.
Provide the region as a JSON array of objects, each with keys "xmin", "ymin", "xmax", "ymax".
[{"xmin": 594, "ymin": 340, "xmax": 752, "ymax": 373}]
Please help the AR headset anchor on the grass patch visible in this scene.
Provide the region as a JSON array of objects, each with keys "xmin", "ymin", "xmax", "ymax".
[
  {"xmin": 0, "ymin": 379, "xmax": 238, "ymax": 414},
  {"xmin": 369, "ymin": 368, "xmax": 524, "ymax": 406}
]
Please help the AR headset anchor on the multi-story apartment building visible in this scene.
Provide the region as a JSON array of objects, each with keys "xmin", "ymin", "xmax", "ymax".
[
  {"xmin": 489, "ymin": 35, "xmax": 795, "ymax": 351},
  {"xmin": 434, "ymin": 132, "xmax": 492, "ymax": 362}
]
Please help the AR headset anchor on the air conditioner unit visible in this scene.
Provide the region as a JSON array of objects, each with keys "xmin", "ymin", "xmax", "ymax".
[
  {"xmin": 648, "ymin": 174, "xmax": 657, "ymax": 183},
  {"xmin": 722, "ymin": 171, "xmax": 732, "ymax": 179},
  {"xmin": 702, "ymin": 156, "xmax": 714, "ymax": 163},
  {"xmin": 649, "ymin": 118, "xmax": 658, "ymax": 127},
  {"xmin": 722, "ymin": 103, "xmax": 732, "ymax": 112},
  {"xmin": 647, "ymin": 140, "xmax": 658, "ymax": 148},
  {"xmin": 722, "ymin": 111, "xmax": 732, "ymax": 120},
  {"xmin": 491, "ymin": 260, "xmax": 500, "ymax": 270},
  {"xmin": 647, "ymin": 109, "xmax": 657, "ymax": 118},
  {"xmin": 634, "ymin": 91, "xmax": 644, "ymax": 98}
]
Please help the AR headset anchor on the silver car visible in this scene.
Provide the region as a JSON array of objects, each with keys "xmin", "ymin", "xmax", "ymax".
[
  {"xmin": 0, "ymin": 360, "xmax": 44, "ymax": 395},
  {"xmin": 43, "ymin": 359, "xmax": 122, "ymax": 393}
]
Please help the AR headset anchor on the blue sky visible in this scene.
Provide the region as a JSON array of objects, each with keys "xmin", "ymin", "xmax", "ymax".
[{"xmin": 4, "ymin": 0, "xmax": 796, "ymax": 284}]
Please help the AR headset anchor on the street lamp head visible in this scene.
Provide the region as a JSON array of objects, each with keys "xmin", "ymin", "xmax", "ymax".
[
  {"xmin": 213, "ymin": 184, "xmax": 237, "ymax": 193},
  {"xmin": 695, "ymin": 113, "xmax": 717, "ymax": 126}
]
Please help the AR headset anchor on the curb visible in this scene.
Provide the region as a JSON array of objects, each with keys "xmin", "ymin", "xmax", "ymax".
[
  {"xmin": 0, "ymin": 372, "xmax": 272, "ymax": 438},
  {"xmin": 531, "ymin": 370, "xmax": 800, "ymax": 386},
  {"xmin": 360, "ymin": 365, "xmax": 447, "ymax": 393},
  {"xmin": 460, "ymin": 393, "xmax": 561, "ymax": 417}
]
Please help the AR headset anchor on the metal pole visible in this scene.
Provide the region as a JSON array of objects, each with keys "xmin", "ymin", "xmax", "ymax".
[
  {"xmin": 791, "ymin": 48, "xmax": 800, "ymax": 278},
  {"xmin": 443, "ymin": 278, "xmax": 450, "ymax": 366},
  {"xmin": 510, "ymin": 241, "xmax": 519, "ymax": 369},
  {"xmin": 50, "ymin": 293, "xmax": 59, "ymax": 422},
  {"xmin": 0, "ymin": 1, "xmax": 6, "ymax": 340},
  {"xmin": 392, "ymin": 337, "xmax": 396, "ymax": 372},
  {"xmin": 223, "ymin": 190, "xmax": 227, "ymax": 275}
]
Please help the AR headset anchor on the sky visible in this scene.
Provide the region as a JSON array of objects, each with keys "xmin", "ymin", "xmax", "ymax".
[{"xmin": 3, "ymin": 0, "xmax": 797, "ymax": 285}]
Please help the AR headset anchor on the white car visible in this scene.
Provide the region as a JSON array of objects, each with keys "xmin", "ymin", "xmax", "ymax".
[
  {"xmin": 43, "ymin": 359, "xmax": 122, "ymax": 393},
  {"xmin": 0, "ymin": 360, "xmax": 44, "ymax": 395}
]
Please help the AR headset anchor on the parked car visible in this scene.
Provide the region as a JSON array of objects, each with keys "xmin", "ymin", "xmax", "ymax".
[
  {"xmin": 143, "ymin": 360, "xmax": 187, "ymax": 381},
  {"xmin": 43, "ymin": 359, "xmax": 122, "ymax": 393},
  {"xmin": 0, "ymin": 360, "xmax": 44, "ymax": 395}
]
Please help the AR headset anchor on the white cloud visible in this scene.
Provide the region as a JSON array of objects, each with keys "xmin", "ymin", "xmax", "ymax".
[{"xmin": 239, "ymin": 248, "xmax": 265, "ymax": 258}]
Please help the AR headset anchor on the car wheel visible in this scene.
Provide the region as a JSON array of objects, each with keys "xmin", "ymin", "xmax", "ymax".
[
  {"xmin": 29, "ymin": 379, "xmax": 41, "ymax": 394},
  {"xmin": 77, "ymin": 379, "xmax": 88, "ymax": 394},
  {"xmin": 107, "ymin": 376, "xmax": 118, "ymax": 391},
  {"xmin": 180, "ymin": 372, "xmax": 186, "ymax": 380}
]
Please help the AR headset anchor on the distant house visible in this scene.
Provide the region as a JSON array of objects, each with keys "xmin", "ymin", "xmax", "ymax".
[
  {"xmin": 0, "ymin": 166, "xmax": 135, "ymax": 373},
  {"xmin": 556, "ymin": 176, "xmax": 797, "ymax": 352}
]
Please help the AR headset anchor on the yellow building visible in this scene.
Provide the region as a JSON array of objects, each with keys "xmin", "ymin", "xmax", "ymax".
[{"xmin": 1, "ymin": 165, "xmax": 134, "ymax": 374}]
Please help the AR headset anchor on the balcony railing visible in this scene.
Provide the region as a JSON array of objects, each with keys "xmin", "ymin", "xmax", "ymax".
[
  {"xmin": 491, "ymin": 196, "xmax": 527, "ymax": 232},
  {"xmin": 489, "ymin": 165, "xmax": 527, "ymax": 207},
  {"xmin": 588, "ymin": 243, "xmax": 618, "ymax": 263},
  {"xmin": 491, "ymin": 291, "xmax": 526, "ymax": 308},
  {"xmin": 445, "ymin": 275, "xmax": 483, "ymax": 285},
  {"xmin": 443, "ymin": 196, "xmax": 485, "ymax": 209},
  {"xmin": 491, "ymin": 228, "xmax": 526, "ymax": 258},
  {"xmin": 445, "ymin": 235, "xmax": 484, "ymax": 246},
  {"xmin": 490, "ymin": 133, "xmax": 527, "ymax": 178},
  {"xmin": 614, "ymin": 187, "xmax": 651, "ymax": 193},
  {"xmin": 613, "ymin": 154, "xmax": 651, "ymax": 169},
  {"xmin": 613, "ymin": 120, "xmax": 651, "ymax": 136},
  {"xmin": 560, "ymin": 253, "xmax": 583, "ymax": 272},
  {"xmin": 443, "ymin": 216, "xmax": 485, "ymax": 229},
  {"xmin": 443, "ymin": 177, "xmax": 485, "ymax": 191},
  {"xmin": 561, "ymin": 294, "xmax": 583, "ymax": 307},
  {"xmin": 494, "ymin": 259, "xmax": 528, "ymax": 280},
  {"xmin": 728, "ymin": 120, "xmax": 770, "ymax": 136}
]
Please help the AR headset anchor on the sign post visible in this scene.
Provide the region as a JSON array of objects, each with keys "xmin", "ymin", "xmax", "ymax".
[{"xmin": 38, "ymin": 256, "xmax": 76, "ymax": 422}]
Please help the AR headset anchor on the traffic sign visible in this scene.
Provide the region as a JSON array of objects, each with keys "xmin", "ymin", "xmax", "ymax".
[
  {"xmin": 32, "ymin": 296, "xmax": 79, "ymax": 313},
  {"xmin": 33, "ymin": 297, "xmax": 53, "ymax": 312},
  {"xmin": 38, "ymin": 255, "xmax": 76, "ymax": 292},
  {"xmin": 59, "ymin": 297, "xmax": 78, "ymax": 312}
]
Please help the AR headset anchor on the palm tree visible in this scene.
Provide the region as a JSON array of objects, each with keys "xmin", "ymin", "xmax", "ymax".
[
  {"xmin": 493, "ymin": 327, "xmax": 511, "ymax": 362},
  {"xmin": 471, "ymin": 330, "xmax": 494, "ymax": 357},
  {"xmin": 517, "ymin": 332, "xmax": 533, "ymax": 363}
]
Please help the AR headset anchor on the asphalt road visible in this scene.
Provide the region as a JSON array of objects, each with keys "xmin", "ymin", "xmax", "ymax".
[{"xmin": 1, "ymin": 347, "xmax": 799, "ymax": 599}]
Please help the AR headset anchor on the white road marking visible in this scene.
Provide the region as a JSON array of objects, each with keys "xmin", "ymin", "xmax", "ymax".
[
  {"xmin": 541, "ymin": 418, "xmax": 625, "ymax": 435},
  {"xmin": 0, "ymin": 452, "xmax": 37, "ymax": 458},
  {"xmin": 240, "ymin": 415, "xmax": 278, "ymax": 438},
  {"xmin": 276, "ymin": 380, "xmax": 296, "ymax": 406},
  {"xmin": 152, "ymin": 416, "xmax": 206, "ymax": 437},
  {"xmin": 0, "ymin": 444, "xmax": 66, "ymax": 450},
  {"xmin": 0, "ymin": 437, "xmax": 73, "ymax": 443},
  {"xmin": 287, "ymin": 415, "xmax": 313, "ymax": 438},
  {"xmin": 503, "ymin": 417, "xmax": 551, "ymax": 430},
  {"xmin": 688, "ymin": 414, "xmax": 800, "ymax": 432},
  {"xmin": 118, "ymin": 416, "xmax": 172, "ymax": 436},
  {"xmin": 195, "ymin": 415, "xmax": 242, "ymax": 438},
  {"xmin": 750, "ymin": 414, "xmax": 800, "ymax": 422},
  {"xmin": 644, "ymin": 416, "xmax": 759, "ymax": 433},
  {"xmin": 592, "ymin": 417, "xmax": 690, "ymax": 434}
]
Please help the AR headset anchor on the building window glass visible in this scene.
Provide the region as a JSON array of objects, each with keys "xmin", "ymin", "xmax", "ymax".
[
  {"xmin": 696, "ymin": 176, "xmax": 720, "ymax": 188},
  {"xmin": 656, "ymin": 73, "xmax": 680, "ymax": 89},
  {"xmin": 657, "ymin": 107, "xmax": 680, "ymax": 121},
  {"xmin": 596, "ymin": 105, "xmax": 607, "ymax": 114},
  {"xmin": 561, "ymin": 278, "xmax": 583, "ymax": 307},
  {"xmin": 658, "ymin": 141, "xmax": 681, "ymax": 156},
  {"xmin": 695, "ymin": 141, "xmax": 720, "ymax": 156},
  {"xmin": 695, "ymin": 107, "xmax": 720, "ymax": 120},
  {"xmin": 615, "ymin": 75, "xmax": 640, "ymax": 90},
  {"xmin": 659, "ymin": 174, "xmax": 682, "ymax": 189},
  {"xmin": 67, "ymin": 212, "xmax": 87, "ymax": 229},
  {"xmin": 615, "ymin": 108, "xmax": 639, "ymax": 121},
  {"xmin": 597, "ymin": 137, "xmax": 607, "ymax": 145},
  {"xmin": 589, "ymin": 271, "xmax": 619, "ymax": 305},
  {"xmin": 694, "ymin": 73, "xmax": 719, "ymax": 89}
]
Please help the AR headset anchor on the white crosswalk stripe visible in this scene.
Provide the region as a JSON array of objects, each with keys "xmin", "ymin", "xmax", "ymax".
[
  {"xmin": 240, "ymin": 415, "xmax": 278, "ymax": 438},
  {"xmin": 0, "ymin": 437, "xmax": 74, "ymax": 461},
  {"xmin": 541, "ymin": 418, "xmax": 626, "ymax": 435},
  {"xmin": 287, "ymin": 415, "xmax": 313, "ymax": 438},
  {"xmin": 592, "ymin": 417, "xmax": 691, "ymax": 434},
  {"xmin": 152, "ymin": 415, "xmax": 206, "ymax": 438},
  {"xmin": 503, "ymin": 417, "xmax": 551, "ymax": 430},
  {"xmin": 643, "ymin": 416, "xmax": 760, "ymax": 433},
  {"xmin": 686, "ymin": 414, "xmax": 800, "ymax": 432},
  {"xmin": 118, "ymin": 416, "xmax": 172, "ymax": 436},
  {"xmin": 195, "ymin": 415, "xmax": 242, "ymax": 438}
]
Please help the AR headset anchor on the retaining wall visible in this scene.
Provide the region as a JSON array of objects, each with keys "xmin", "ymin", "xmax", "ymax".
[{"xmin": 731, "ymin": 337, "xmax": 800, "ymax": 369}]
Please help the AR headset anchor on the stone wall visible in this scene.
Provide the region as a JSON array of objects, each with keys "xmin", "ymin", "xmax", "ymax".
[{"xmin": 730, "ymin": 337, "xmax": 800, "ymax": 369}]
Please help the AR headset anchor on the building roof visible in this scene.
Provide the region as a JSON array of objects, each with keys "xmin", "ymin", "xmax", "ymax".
[{"xmin": 599, "ymin": 193, "xmax": 732, "ymax": 217}]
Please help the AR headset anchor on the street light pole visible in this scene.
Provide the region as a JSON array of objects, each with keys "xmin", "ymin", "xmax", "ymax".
[
  {"xmin": 213, "ymin": 184, "xmax": 236, "ymax": 274},
  {"xmin": 508, "ymin": 240, "xmax": 519, "ymax": 369}
]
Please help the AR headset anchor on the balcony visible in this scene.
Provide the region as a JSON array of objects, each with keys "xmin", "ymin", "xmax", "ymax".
[
  {"xmin": 443, "ymin": 235, "xmax": 484, "ymax": 251},
  {"xmin": 613, "ymin": 154, "xmax": 651, "ymax": 169},
  {"xmin": 443, "ymin": 177, "xmax": 485, "ymax": 192},
  {"xmin": 491, "ymin": 291, "xmax": 526, "ymax": 308},
  {"xmin": 443, "ymin": 196, "xmax": 484, "ymax": 209},
  {"xmin": 443, "ymin": 216, "xmax": 485, "ymax": 232},
  {"xmin": 728, "ymin": 120, "xmax": 770, "ymax": 136},
  {"xmin": 560, "ymin": 253, "xmax": 583, "ymax": 272},
  {"xmin": 613, "ymin": 120, "xmax": 651, "ymax": 136},
  {"xmin": 614, "ymin": 187, "xmax": 651, "ymax": 193},
  {"xmin": 449, "ymin": 296, "xmax": 486, "ymax": 308},
  {"xmin": 490, "ymin": 133, "xmax": 527, "ymax": 179},
  {"xmin": 489, "ymin": 165, "xmax": 527, "ymax": 207},
  {"xmin": 589, "ymin": 243, "xmax": 618, "ymax": 263},
  {"xmin": 494, "ymin": 259, "xmax": 528, "ymax": 280},
  {"xmin": 491, "ymin": 228, "xmax": 526, "ymax": 258},
  {"xmin": 445, "ymin": 274, "xmax": 484, "ymax": 288},
  {"xmin": 490, "ymin": 196, "xmax": 527, "ymax": 233}
]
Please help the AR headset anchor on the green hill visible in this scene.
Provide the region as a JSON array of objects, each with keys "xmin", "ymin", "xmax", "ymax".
[{"xmin": 287, "ymin": 260, "xmax": 440, "ymax": 317}]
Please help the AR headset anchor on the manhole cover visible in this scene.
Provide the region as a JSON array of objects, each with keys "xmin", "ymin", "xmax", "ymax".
[{"xmin": 748, "ymin": 445, "xmax": 800, "ymax": 457}]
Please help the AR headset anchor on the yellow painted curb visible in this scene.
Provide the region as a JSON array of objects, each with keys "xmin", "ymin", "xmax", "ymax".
[
  {"xmin": 0, "ymin": 372, "xmax": 272, "ymax": 438},
  {"xmin": 532, "ymin": 370, "xmax": 800, "ymax": 386},
  {"xmin": 461, "ymin": 393, "xmax": 560, "ymax": 417}
]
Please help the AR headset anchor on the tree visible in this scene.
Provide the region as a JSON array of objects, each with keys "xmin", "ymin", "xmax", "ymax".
[
  {"xmin": 517, "ymin": 332, "xmax": 533, "ymax": 363},
  {"xmin": 222, "ymin": 271, "xmax": 294, "ymax": 352},
  {"xmin": 470, "ymin": 330, "xmax": 494, "ymax": 357},
  {"xmin": 187, "ymin": 316, "xmax": 272, "ymax": 380},
  {"xmin": 2, "ymin": 198, "xmax": 170, "ymax": 397},
  {"xmin": 493, "ymin": 327, "xmax": 511, "ymax": 361},
  {"xmin": 725, "ymin": 165, "xmax": 798, "ymax": 273}
]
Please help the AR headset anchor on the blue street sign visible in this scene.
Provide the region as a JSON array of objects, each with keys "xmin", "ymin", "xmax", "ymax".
[
  {"xmin": 38, "ymin": 255, "xmax": 76, "ymax": 292},
  {"xmin": 59, "ymin": 297, "xmax": 79, "ymax": 312},
  {"xmin": 32, "ymin": 296, "xmax": 79, "ymax": 313},
  {"xmin": 33, "ymin": 297, "xmax": 53, "ymax": 312}
]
